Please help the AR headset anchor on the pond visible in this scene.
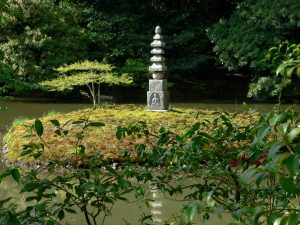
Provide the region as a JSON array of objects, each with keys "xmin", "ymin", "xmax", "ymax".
[{"xmin": 0, "ymin": 98, "xmax": 298, "ymax": 224}]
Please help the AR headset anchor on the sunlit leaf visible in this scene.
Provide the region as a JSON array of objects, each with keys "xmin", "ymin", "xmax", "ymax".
[{"xmin": 240, "ymin": 168, "xmax": 257, "ymax": 184}]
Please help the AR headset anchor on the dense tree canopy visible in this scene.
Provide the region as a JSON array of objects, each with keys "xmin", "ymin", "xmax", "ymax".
[
  {"xmin": 1, "ymin": 0, "xmax": 300, "ymax": 99},
  {"xmin": 0, "ymin": 0, "xmax": 238, "ymax": 85},
  {"xmin": 208, "ymin": 0, "xmax": 300, "ymax": 76},
  {"xmin": 0, "ymin": 0, "xmax": 102, "ymax": 83}
]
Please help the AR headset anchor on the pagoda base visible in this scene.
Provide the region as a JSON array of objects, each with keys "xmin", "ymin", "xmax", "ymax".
[{"xmin": 147, "ymin": 91, "xmax": 169, "ymax": 111}]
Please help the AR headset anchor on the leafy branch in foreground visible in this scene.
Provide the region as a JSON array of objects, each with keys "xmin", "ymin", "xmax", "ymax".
[{"xmin": 248, "ymin": 41, "xmax": 300, "ymax": 102}]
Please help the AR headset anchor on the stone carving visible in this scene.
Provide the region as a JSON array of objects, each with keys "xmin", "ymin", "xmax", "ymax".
[
  {"xmin": 147, "ymin": 26, "xmax": 169, "ymax": 111},
  {"xmin": 150, "ymin": 92, "xmax": 161, "ymax": 107}
]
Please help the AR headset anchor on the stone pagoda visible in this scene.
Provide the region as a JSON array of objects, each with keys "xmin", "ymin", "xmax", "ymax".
[{"xmin": 147, "ymin": 26, "xmax": 169, "ymax": 111}]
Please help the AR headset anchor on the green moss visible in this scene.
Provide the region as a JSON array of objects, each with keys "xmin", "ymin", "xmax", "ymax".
[
  {"xmin": 3, "ymin": 105, "xmax": 256, "ymax": 163},
  {"xmin": 11, "ymin": 117, "xmax": 30, "ymax": 126}
]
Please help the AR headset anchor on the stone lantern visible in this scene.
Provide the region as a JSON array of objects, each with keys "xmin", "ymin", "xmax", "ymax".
[{"xmin": 147, "ymin": 26, "xmax": 169, "ymax": 111}]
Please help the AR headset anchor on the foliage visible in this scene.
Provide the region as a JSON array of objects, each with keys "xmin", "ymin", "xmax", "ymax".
[
  {"xmin": 40, "ymin": 61, "xmax": 133, "ymax": 106},
  {"xmin": 117, "ymin": 107, "xmax": 300, "ymax": 224},
  {"xmin": 2, "ymin": 105, "xmax": 300, "ymax": 224},
  {"xmin": 0, "ymin": 0, "xmax": 240, "ymax": 88},
  {"xmin": 0, "ymin": 118, "xmax": 138, "ymax": 225},
  {"xmin": 248, "ymin": 41, "xmax": 300, "ymax": 100},
  {"xmin": 0, "ymin": 0, "xmax": 102, "ymax": 83},
  {"xmin": 208, "ymin": 0, "xmax": 300, "ymax": 78},
  {"xmin": 119, "ymin": 59, "xmax": 148, "ymax": 83},
  {"xmin": 0, "ymin": 62, "xmax": 39, "ymax": 95}
]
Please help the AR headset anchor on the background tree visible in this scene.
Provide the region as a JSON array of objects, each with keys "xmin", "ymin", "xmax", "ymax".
[
  {"xmin": 247, "ymin": 42, "xmax": 300, "ymax": 103},
  {"xmin": 208, "ymin": 0, "xmax": 300, "ymax": 97},
  {"xmin": 40, "ymin": 61, "xmax": 133, "ymax": 106},
  {"xmin": 75, "ymin": 0, "xmax": 239, "ymax": 81},
  {"xmin": 0, "ymin": 0, "xmax": 102, "ymax": 83}
]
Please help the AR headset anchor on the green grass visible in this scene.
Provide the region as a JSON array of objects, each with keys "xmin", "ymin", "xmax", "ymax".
[
  {"xmin": 44, "ymin": 110, "xmax": 62, "ymax": 117},
  {"xmin": 11, "ymin": 117, "xmax": 30, "ymax": 126}
]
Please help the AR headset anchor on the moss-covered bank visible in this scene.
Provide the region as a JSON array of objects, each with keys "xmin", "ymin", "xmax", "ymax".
[{"xmin": 3, "ymin": 105, "xmax": 255, "ymax": 163}]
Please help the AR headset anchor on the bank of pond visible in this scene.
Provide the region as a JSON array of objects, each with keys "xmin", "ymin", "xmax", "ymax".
[{"xmin": 1, "ymin": 104, "xmax": 300, "ymax": 225}]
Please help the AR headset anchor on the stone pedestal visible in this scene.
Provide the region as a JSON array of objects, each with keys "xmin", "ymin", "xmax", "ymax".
[
  {"xmin": 147, "ymin": 79, "xmax": 169, "ymax": 110},
  {"xmin": 147, "ymin": 91, "xmax": 169, "ymax": 111},
  {"xmin": 149, "ymin": 79, "xmax": 167, "ymax": 91}
]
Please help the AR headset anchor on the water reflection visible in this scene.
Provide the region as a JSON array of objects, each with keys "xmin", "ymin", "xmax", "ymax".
[{"xmin": 149, "ymin": 183, "xmax": 163, "ymax": 224}]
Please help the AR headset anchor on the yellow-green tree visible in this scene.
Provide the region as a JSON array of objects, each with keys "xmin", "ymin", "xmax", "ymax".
[{"xmin": 40, "ymin": 61, "xmax": 133, "ymax": 106}]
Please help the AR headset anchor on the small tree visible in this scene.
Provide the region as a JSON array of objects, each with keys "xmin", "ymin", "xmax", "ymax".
[{"xmin": 40, "ymin": 60, "xmax": 133, "ymax": 106}]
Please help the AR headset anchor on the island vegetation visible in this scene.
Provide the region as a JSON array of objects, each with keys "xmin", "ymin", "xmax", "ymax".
[{"xmin": 0, "ymin": 0, "xmax": 300, "ymax": 225}]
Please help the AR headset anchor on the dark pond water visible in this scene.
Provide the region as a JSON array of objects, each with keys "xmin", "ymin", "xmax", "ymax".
[{"xmin": 0, "ymin": 98, "xmax": 298, "ymax": 224}]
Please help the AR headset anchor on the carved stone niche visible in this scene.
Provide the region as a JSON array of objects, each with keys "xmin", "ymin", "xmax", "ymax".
[{"xmin": 147, "ymin": 91, "xmax": 169, "ymax": 111}]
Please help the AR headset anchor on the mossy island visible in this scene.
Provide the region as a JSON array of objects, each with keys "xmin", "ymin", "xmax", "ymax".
[{"xmin": 3, "ymin": 105, "xmax": 254, "ymax": 164}]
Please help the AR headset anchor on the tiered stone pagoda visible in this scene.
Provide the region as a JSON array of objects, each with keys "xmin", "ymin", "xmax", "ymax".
[{"xmin": 147, "ymin": 26, "xmax": 169, "ymax": 111}]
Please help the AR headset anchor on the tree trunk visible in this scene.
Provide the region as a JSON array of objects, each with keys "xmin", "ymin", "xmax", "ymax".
[
  {"xmin": 86, "ymin": 83, "xmax": 96, "ymax": 106},
  {"xmin": 92, "ymin": 83, "xmax": 96, "ymax": 106},
  {"xmin": 97, "ymin": 83, "xmax": 101, "ymax": 105}
]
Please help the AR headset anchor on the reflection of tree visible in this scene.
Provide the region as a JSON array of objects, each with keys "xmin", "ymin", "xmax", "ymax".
[{"xmin": 0, "ymin": 177, "xmax": 27, "ymax": 210}]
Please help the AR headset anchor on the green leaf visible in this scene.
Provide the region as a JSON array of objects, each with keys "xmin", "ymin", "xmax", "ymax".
[
  {"xmin": 77, "ymin": 145, "xmax": 85, "ymax": 155},
  {"xmin": 20, "ymin": 149, "xmax": 33, "ymax": 156},
  {"xmin": 50, "ymin": 120, "xmax": 60, "ymax": 127},
  {"xmin": 58, "ymin": 209, "xmax": 65, "ymax": 220},
  {"xmin": 283, "ymin": 155, "xmax": 299, "ymax": 175},
  {"xmin": 26, "ymin": 196, "xmax": 39, "ymax": 201},
  {"xmin": 117, "ymin": 177, "xmax": 130, "ymax": 189},
  {"xmin": 21, "ymin": 182, "xmax": 40, "ymax": 192},
  {"xmin": 65, "ymin": 208, "xmax": 77, "ymax": 214},
  {"xmin": 269, "ymin": 114, "xmax": 281, "ymax": 126},
  {"xmin": 54, "ymin": 130, "xmax": 62, "ymax": 136},
  {"xmin": 34, "ymin": 119, "xmax": 44, "ymax": 136},
  {"xmin": 44, "ymin": 220, "xmax": 55, "ymax": 225},
  {"xmin": 10, "ymin": 168, "xmax": 20, "ymax": 183},
  {"xmin": 0, "ymin": 215, "xmax": 9, "ymax": 224},
  {"xmin": 10, "ymin": 214, "xmax": 21, "ymax": 225},
  {"xmin": 105, "ymin": 165, "xmax": 117, "ymax": 175},
  {"xmin": 287, "ymin": 67, "xmax": 295, "ymax": 77},
  {"xmin": 288, "ymin": 214, "xmax": 300, "ymax": 225},
  {"xmin": 287, "ymin": 127, "xmax": 300, "ymax": 143},
  {"xmin": 88, "ymin": 122, "xmax": 105, "ymax": 127},
  {"xmin": 256, "ymin": 171, "xmax": 268, "ymax": 187},
  {"xmin": 184, "ymin": 204, "xmax": 197, "ymax": 222},
  {"xmin": 267, "ymin": 141, "xmax": 282, "ymax": 158},
  {"xmin": 0, "ymin": 197, "xmax": 12, "ymax": 205},
  {"xmin": 240, "ymin": 168, "xmax": 257, "ymax": 184},
  {"xmin": 253, "ymin": 124, "xmax": 270, "ymax": 145},
  {"xmin": 279, "ymin": 176, "xmax": 300, "ymax": 194},
  {"xmin": 96, "ymin": 184, "xmax": 106, "ymax": 194},
  {"xmin": 116, "ymin": 129, "xmax": 123, "ymax": 140}
]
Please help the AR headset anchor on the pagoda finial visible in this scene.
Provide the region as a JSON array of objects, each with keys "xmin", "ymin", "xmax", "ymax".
[
  {"xmin": 149, "ymin": 26, "xmax": 166, "ymax": 79},
  {"xmin": 155, "ymin": 26, "xmax": 161, "ymax": 34}
]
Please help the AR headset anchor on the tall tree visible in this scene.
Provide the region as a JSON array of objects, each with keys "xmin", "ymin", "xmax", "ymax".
[
  {"xmin": 208, "ymin": 0, "xmax": 300, "ymax": 77},
  {"xmin": 0, "ymin": 0, "xmax": 102, "ymax": 83}
]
